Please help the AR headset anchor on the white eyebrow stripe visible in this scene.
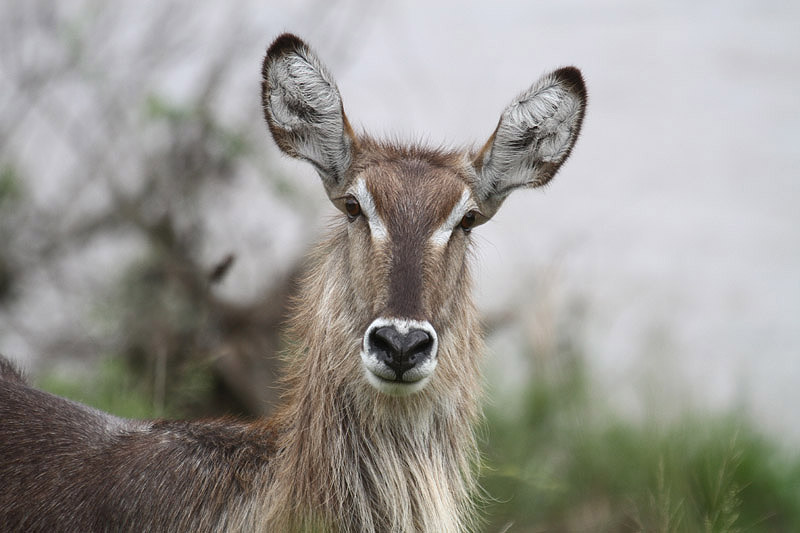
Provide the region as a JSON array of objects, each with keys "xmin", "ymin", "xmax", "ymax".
[
  {"xmin": 351, "ymin": 178, "xmax": 388, "ymax": 241},
  {"xmin": 430, "ymin": 188, "xmax": 473, "ymax": 247}
]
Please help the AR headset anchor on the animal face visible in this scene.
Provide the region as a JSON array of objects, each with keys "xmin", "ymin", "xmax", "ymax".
[{"xmin": 262, "ymin": 34, "xmax": 586, "ymax": 395}]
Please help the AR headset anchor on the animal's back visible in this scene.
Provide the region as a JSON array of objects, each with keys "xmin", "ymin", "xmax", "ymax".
[{"xmin": 0, "ymin": 356, "xmax": 278, "ymax": 532}]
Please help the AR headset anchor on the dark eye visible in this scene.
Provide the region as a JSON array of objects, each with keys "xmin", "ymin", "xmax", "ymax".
[
  {"xmin": 459, "ymin": 210, "xmax": 477, "ymax": 232},
  {"xmin": 344, "ymin": 196, "xmax": 361, "ymax": 220}
]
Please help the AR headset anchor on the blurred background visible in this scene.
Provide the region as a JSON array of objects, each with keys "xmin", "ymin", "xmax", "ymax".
[{"xmin": 1, "ymin": 0, "xmax": 798, "ymax": 530}]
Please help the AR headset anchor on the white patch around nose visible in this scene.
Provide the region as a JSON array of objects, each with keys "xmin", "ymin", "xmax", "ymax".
[
  {"xmin": 360, "ymin": 317, "xmax": 439, "ymax": 396},
  {"xmin": 351, "ymin": 178, "xmax": 388, "ymax": 241},
  {"xmin": 430, "ymin": 188, "xmax": 475, "ymax": 247}
]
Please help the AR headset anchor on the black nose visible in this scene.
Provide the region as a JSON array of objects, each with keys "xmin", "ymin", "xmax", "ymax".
[{"xmin": 368, "ymin": 326, "xmax": 434, "ymax": 379}]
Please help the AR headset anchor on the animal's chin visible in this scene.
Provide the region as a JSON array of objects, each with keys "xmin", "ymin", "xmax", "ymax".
[{"xmin": 363, "ymin": 368, "xmax": 433, "ymax": 396}]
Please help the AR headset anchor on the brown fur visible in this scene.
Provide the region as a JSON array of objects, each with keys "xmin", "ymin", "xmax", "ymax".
[
  {"xmin": 0, "ymin": 145, "xmax": 483, "ymax": 533},
  {"xmin": 0, "ymin": 147, "xmax": 482, "ymax": 533},
  {"xmin": 263, "ymin": 148, "xmax": 485, "ymax": 531},
  {"xmin": 0, "ymin": 33, "xmax": 586, "ymax": 532}
]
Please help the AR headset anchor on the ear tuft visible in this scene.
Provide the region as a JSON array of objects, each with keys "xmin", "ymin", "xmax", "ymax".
[
  {"xmin": 262, "ymin": 34, "xmax": 308, "ymax": 77},
  {"xmin": 472, "ymin": 67, "xmax": 587, "ymax": 217},
  {"xmin": 551, "ymin": 66, "xmax": 587, "ymax": 101},
  {"xmin": 261, "ymin": 33, "xmax": 355, "ymax": 192}
]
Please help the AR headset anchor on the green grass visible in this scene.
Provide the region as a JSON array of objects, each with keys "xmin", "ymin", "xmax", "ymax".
[
  {"xmin": 36, "ymin": 357, "xmax": 167, "ymax": 419},
  {"xmin": 481, "ymin": 355, "xmax": 800, "ymax": 532},
  {"xmin": 36, "ymin": 351, "xmax": 223, "ymax": 420}
]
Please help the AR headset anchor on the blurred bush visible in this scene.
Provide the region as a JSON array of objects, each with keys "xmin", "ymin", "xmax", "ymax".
[
  {"xmin": 0, "ymin": 1, "xmax": 332, "ymax": 417},
  {"xmin": 481, "ymin": 314, "xmax": 800, "ymax": 532}
]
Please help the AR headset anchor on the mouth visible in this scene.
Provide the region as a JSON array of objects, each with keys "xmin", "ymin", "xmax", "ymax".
[{"xmin": 362, "ymin": 368, "xmax": 433, "ymax": 396}]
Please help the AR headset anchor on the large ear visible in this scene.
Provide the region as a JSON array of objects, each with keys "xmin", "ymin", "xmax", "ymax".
[
  {"xmin": 261, "ymin": 34, "xmax": 356, "ymax": 195},
  {"xmin": 471, "ymin": 67, "xmax": 587, "ymax": 218}
]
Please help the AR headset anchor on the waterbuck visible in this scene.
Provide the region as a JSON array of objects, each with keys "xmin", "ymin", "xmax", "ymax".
[{"xmin": 0, "ymin": 33, "xmax": 586, "ymax": 532}]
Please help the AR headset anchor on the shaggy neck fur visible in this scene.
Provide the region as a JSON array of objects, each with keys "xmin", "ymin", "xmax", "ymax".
[{"xmin": 263, "ymin": 229, "xmax": 484, "ymax": 532}]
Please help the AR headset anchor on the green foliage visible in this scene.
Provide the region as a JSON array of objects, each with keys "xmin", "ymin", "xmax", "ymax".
[
  {"xmin": 144, "ymin": 93, "xmax": 193, "ymax": 122},
  {"xmin": 36, "ymin": 357, "xmax": 166, "ymax": 420},
  {"xmin": 0, "ymin": 164, "xmax": 22, "ymax": 304},
  {"xmin": 0, "ymin": 254, "xmax": 14, "ymax": 305},
  {"xmin": 36, "ymin": 351, "xmax": 223, "ymax": 422},
  {"xmin": 481, "ymin": 354, "xmax": 800, "ymax": 532},
  {"xmin": 0, "ymin": 164, "xmax": 22, "ymax": 205},
  {"xmin": 143, "ymin": 92, "xmax": 252, "ymax": 164}
]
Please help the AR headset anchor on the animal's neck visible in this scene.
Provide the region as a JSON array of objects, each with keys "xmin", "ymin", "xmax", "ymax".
[{"xmin": 265, "ymin": 233, "xmax": 483, "ymax": 532}]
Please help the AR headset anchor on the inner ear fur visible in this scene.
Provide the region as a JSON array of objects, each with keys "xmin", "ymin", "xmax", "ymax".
[
  {"xmin": 472, "ymin": 66, "xmax": 587, "ymax": 218},
  {"xmin": 261, "ymin": 33, "xmax": 357, "ymax": 195}
]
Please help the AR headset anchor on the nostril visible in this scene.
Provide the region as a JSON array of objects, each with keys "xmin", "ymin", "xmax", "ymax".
[
  {"xmin": 370, "ymin": 327, "xmax": 403, "ymax": 363},
  {"xmin": 401, "ymin": 330, "xmax": 432, "ymax": 357}
]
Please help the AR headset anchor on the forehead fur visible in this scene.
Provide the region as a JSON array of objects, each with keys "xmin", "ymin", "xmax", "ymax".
[{"xmin": 353, "ymin": 139, "xmax": 470, "ymax": 229}]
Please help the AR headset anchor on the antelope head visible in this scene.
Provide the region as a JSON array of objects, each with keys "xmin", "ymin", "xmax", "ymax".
[{"xmin": 262, "ymin": 34, "xmax": 586, "ymax": 397}]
